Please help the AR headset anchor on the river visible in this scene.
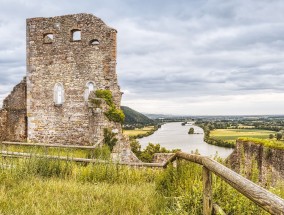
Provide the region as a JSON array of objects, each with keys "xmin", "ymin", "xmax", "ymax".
[{"xmin": 138, "ymin": 122, "xmax": 234, "ymax": 158}]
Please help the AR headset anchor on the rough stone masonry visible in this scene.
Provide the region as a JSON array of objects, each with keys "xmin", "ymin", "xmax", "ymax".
[{"xmin": 0, "ymin": 13, "xmax": 139, "ymax": 162}]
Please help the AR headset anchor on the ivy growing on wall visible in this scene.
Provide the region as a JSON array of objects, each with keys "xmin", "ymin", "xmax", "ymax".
[{"xmin": 94, "ymin": 89, "xmax": 125, "ymax": 123}]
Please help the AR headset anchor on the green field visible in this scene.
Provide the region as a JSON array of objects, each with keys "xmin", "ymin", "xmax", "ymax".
[
  {"xmin": 211, "ymin": 129, "xmax": 276, "ymax": 142},
  {"xmin": 123, "ymin": 126, "xmax": 155, "ymax": 137}
]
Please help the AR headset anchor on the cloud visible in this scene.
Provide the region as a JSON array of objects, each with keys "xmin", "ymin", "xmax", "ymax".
[{"xmin": 1, "ymin": 0, "xmax": 284, "ymax": 115}]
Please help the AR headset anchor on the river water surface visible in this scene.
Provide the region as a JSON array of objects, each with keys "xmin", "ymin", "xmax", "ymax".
[{"xmin": 138, "ymin": 122, "xmax": 234, "ymax": 158}]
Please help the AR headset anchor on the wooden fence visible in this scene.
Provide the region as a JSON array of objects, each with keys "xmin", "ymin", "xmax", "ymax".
[
  {"xmin": 1, "ymin": 141, "xmax": 98, "ymax": 149},
  {"xmin": 169, "ymin": 152, "xmax": 284, "ymax": 215},
  {"xmin": 0, "ymin": 142, "xmax": 284, "ymax": 214}
]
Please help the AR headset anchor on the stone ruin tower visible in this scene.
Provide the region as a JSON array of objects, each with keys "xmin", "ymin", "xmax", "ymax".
[{"xmin": 0, "ymin": 13, "xmax": 139, "ymax": 162}]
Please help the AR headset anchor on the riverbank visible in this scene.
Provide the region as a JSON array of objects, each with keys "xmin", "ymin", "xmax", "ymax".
[
  {"xmin": 138, "ymin": 122, "xmax": 233, "ymax": 158},
  {"xmin": 123, "ymin": 125, "xmax": 159, "ymax": 139}
]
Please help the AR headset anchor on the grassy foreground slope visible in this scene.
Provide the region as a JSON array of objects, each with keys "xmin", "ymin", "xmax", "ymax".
[
  {"xmin": 0, "ymin": 158, "xmax": 166, "ymax": 215},
  {"xmin": 0, "ymin": 149, "xmax": 283, "ymax": 214},
  {"xmin": 0, "ymin": 177, "xmax": 162, "ymax": 215}
]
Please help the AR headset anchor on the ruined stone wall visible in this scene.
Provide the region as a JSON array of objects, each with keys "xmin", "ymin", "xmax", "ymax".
[
  {"xmin": 0, "ymin": 109, "xmax": 7, "ymax": 141},
  {"xmin": 26, "ymin": 13, "xmax": 121, "ymax": 145},
  {"xmin": 227, "ymin": 140, "xmax": 284, "ymax": 185},
  {"xmin": 87, "ymin": 92, "xmax": 140, "ymax": 162},
  {"xmin": 152, "ymin": 153, "xmax": 175, "ymax": 163},
  {"xmin": 0, "ymin": 78, "xmax": 27, "ymax": 141}
]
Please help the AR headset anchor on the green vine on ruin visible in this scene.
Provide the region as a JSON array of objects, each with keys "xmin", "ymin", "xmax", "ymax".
[{"xmin": 93, "ymin": 89, "xmax": 125, "ymax": 123}]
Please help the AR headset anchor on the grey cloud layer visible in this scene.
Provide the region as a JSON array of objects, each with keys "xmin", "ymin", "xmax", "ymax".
[{"xmin": 0, "ymin": 0, "xmax": 284, "ymax": 114}]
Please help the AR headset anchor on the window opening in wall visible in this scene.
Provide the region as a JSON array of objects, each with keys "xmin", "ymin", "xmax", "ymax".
[
  {"xmin": 71, "ymin": 30, "xmax": 81, "ymax": 41},
  {"xmin": 90, "ymin": 39, "xmax": 100, "ymax": 46},
  {"xmin": 43, "ymin": 33, "xmax": 54, "ymax": 44},
  {"xmin": 54, "ymin": 83, "xmax": 64, "ymax": 105},
  {"xmin": 88, "ymin": 82, "xmax": 94, "ymax": 93},
  {"xmin": 85, "ymin": 82, "xmax": 95, "ymax": 101}
]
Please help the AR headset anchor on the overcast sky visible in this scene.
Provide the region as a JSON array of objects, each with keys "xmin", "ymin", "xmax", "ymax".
[{"xmin": 1, "ymin": 0, "xmax": 284, "ymax": 115}]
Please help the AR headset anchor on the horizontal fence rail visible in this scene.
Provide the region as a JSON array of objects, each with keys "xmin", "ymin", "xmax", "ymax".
[
  {"xmin": 0, "ymin": 142, "xmax": 284, "ymax": 214},
  {"xmin": 167, "ymin": 152, "xmax": 284, "ymax": 215},
  {"xmin": 1, "ymin": 141, "xmax": 98, "ymax": 149},
  {"xmin": 0, "ymin": 151, "xmax": 164, "ymax": 168}
]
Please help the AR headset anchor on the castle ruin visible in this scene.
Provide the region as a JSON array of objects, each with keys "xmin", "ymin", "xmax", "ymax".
[{"xmin": 0, "ymin": 13, "xmax": 138, "ymax": 162}]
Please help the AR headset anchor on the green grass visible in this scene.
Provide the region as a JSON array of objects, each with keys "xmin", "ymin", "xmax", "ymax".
[
  {"xmin": 238, "ymin": 137, "xmax": 284, "ymax": 150},
  {"xmin": 0, "ymin": 156, "xmax": 167, "ymax": 215},
  {"xmin": 0, "ymin": 144, "xmax": 95, "ymax": 159},
  {"xmin": 157, "ymin": 160, "xmax": 284, "ymax": 215},
  {"xmin": 0, "ymin": 176, "xmax": 164, "ymax": 215},
  {"xmin": 211, "ymin": 129, "xmax": 276, "ymax": 142},
  {"xmin": 0, "ymin": 147, "xmax": 283, "ymax": 214},
  {"xmin": 123, "ymin": 126, "xmax": 155, "ymax": 137}
]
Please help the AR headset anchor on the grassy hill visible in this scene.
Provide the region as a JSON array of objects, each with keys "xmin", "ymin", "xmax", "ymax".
[
  {"xmin": 1, "ymin": 144, "xmax": 283, "ymax": 214},
  {"xmin": 1, "ymin": 154, "xmax": 283, "ymax": 214},
  {"xmin": 121, "ymin": 106, "xmax": 155, "ymax": 125}
]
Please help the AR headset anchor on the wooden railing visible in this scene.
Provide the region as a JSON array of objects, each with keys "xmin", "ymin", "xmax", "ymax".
[
  {"xmin": 164, "ymin": 152, "xmax": 284, "ymax": 215},
  {"xmin": 1, "ymin": 141, "xmax": 98, "ymax": 149},
  {"xmin": 1, "ymin": 142, "xmax": 284, "ymax": 214},
  {"xmin": 0, "ymin": 150, "xmax": 164, "ymax": 167},
  {"xmin": 0, "ymin": 141, "xmax": 164, "ymax": 167}
]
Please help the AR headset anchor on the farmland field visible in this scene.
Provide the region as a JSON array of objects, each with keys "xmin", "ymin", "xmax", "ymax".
[
  {"xmin": 210, "ymin": 129, "xmax": 276, "ymax": 141},
  {"xmin": 123, "ymin": 126, "xmax": 155, "ymax": 137}
]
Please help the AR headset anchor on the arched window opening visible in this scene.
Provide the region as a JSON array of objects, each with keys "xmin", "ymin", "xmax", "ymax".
[
  {"xmin": 88, "ymin": 82, "xmax": 94, "ymax": 93},
  {"xmin": 54, "ymin": 83, "xmax": 64, "ymax": 105},
  {"xmin": 89, "ymin": 39, "xmax": 100, "ymax": 46},
  {"xmin": 84, "ymin": 81, "xmax": 96, "ymax": 101},
  {"xmin": 43, "ymin": 33, "xmax": 54, "ymax": 44},
  {"xmin": 71, "ymin": 29, "xmax": 81, "ymax": 41}
]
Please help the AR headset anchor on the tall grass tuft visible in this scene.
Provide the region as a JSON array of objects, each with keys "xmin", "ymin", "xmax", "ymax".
[
  {"xmin": 18, "ymin": 157, "xmax": 73, "ymax": 178},
  {"xmin": 156, "ymin": 157, "xmax": 284, "ymax": 215}
]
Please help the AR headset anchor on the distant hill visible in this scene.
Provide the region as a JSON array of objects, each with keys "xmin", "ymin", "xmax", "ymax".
[
  {"xmin": 121, "ymin": 106, "xmax": 154, "ymax": 125},
  {"xmin": 145, "ymin": 113, "xmax": 175, "ymax": 119}
]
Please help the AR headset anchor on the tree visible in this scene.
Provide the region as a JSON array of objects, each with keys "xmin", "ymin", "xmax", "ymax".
[
  {"xmin": 276, "ymin": 132, "xmax": 282, "ymax": 141},
  {"xmin": 188, "ymin": 127, "xmax": 194, "ymax": 134},
  {"xmin": 269, "ymin": 134, "xmax": 274, "ymax": 139}
]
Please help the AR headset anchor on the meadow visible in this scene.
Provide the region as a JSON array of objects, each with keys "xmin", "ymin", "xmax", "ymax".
[
  {"xmin": 210, "ymin": 129, "xmax": 276, "ymax": 142},
  {"xmin": 123, "ymin": 126, "xmax": 155, "ymax": 137},
  {"xmin": 0, "ymin": 157, "xmax": 165, "ymax": 215},
  {"xmin": 0, "ymin": 146, "xmax": 283, "ymax": 214}
]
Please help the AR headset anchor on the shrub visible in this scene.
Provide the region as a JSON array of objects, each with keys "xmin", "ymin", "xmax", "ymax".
[
  {"xmin": 130, "ymin": 141, "xmax": 180, "ymax": 163},
  {"xmin": 276, "ymin": 132, "xmax": 282, "ymax": 140},
  {"xmin": 188, "ymin": 128, "xmax": 194, "ymax": 134},
  {"xmin": 94, "ymin": 89, "xmax": 125, "ymax": 123},
  {"xmin": 95, "ymin": 89, "xmax": 113, "ymax": 106},
  {"xmin": 105, "ymin": 106, "xmax": 125, "ymax": 123}
]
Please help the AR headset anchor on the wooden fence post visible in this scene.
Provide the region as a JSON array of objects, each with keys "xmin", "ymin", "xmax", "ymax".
[{"xmin": 203, "ymin": 166, "xmax": 212, "ymax": 215}]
